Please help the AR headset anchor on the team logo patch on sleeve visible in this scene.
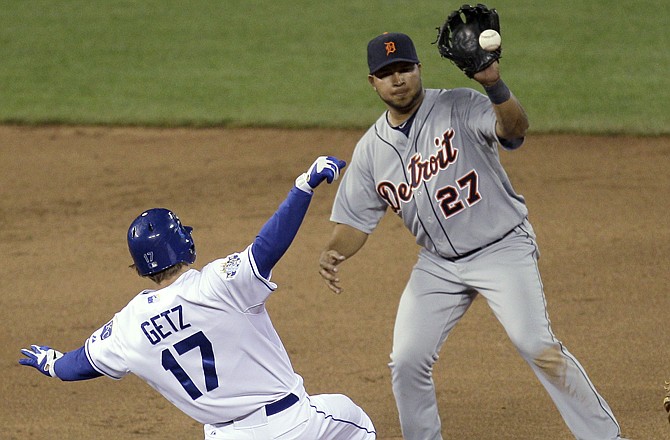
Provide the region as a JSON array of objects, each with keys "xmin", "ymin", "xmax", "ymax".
[
  {"xmin": 220, "ymin": 254, "xmax": 241, "ymax": 279},
  {"xmin": 100, "ymin": 320, "xmax": 114, "ymax": 340}
]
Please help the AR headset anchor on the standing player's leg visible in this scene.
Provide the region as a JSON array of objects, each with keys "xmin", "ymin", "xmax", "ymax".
[
  {"xmin": 473, "ymin": 224, "xmax": 622, "ymax": 439},
  {"xmin": 389, "ymin": 250, "xmax": 475, "ymax": 440}
]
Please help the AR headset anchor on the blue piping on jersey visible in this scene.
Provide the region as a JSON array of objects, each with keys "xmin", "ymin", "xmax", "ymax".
[
  {"xmin": 247, "ymin": 249, "xmax": 276, "ymax": 292},
  {"xmin": 307, "ymin": 397, "xmax": 376, "ymax": 436}
]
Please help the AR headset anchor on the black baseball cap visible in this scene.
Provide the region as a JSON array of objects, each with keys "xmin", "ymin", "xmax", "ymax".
[{"xmin": 367, "ymin": 32, "xmax": 420, "ymax": 75}]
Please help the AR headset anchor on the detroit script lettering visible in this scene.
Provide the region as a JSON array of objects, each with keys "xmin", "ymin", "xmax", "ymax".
[{"xmin": 377, "ymin": 129, "xmax": 458, "ymax": 214}]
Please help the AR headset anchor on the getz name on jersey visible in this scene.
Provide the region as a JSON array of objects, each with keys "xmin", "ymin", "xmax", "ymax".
[{"xmin": 140, "ymin": 304, "xmax": 192, "ymax": 345}]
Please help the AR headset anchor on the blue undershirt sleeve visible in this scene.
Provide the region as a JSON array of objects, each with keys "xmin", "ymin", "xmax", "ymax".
[
  {"xmin": 252, "ymin": 186, "xmax": 313, "ymax": 279},
  {"xmin": 53, "ymin": 346, "xmax": 103, "ymax": 381}
]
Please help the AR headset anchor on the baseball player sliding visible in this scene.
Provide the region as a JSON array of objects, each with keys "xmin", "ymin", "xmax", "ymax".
[
  {"xmin": 19, "ymin": 156, "xmax": 376, "ymax": 440},
  {"xmin": 318, "ymin": 8, "xmax": 628, "ymax": 440}
]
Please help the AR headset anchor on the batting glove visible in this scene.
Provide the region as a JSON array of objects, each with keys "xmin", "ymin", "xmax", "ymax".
[
  {"xmin": 295, "ymin": 156, "xmax": 346, "ymax": 193},
  {"xmin": 19, "ymin": 345, "xmax": 64, "ymax": 378}
]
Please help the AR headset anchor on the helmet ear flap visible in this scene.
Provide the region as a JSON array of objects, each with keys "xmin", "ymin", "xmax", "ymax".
[
  {"xmin": 127, "ymin": 208, "xmax": 197, "ymax": 276},
  {"xmin": 181, "ymin": 225, "xmax": 197, "ymax": 263}
]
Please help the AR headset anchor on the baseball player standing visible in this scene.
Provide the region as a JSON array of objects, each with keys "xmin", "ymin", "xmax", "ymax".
[
  {"xmin": 318, "ymin": 31, "xmax": 628, "ymax": 440},
  {"xmin": 20, "ymin": 156, "xmax": 376, "ymax": 440}
]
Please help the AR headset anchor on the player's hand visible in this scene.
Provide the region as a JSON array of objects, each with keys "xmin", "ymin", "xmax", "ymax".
[
  {"xmin": 19, "ymin": 345, "xmax": 63, "ymax": 378},
  {"xmin": 473, "ymin": 60, "xmax": 500, "ymax": 87},
  {"xmin": 319, "ymin": 249, "xmax": 346, "ymax": 294},
  {"xmin": 295, "ymin": 156, "xmax": 346, "ymax": 193}
]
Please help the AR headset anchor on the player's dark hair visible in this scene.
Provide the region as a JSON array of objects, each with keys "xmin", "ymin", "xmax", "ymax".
[{"xmin": 129, "ymin": 262, "xmax": 188, "ymax": 284}]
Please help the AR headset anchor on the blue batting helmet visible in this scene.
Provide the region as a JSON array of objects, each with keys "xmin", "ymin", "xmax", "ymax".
[{"xmin": 127, "ymin": 208, "xmax": 196, "ymax": 276}]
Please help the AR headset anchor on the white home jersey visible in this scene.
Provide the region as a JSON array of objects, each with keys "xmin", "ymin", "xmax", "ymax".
[{"xmin": 85, "ymin": 245, "xmax": 304, "ymax": 424}]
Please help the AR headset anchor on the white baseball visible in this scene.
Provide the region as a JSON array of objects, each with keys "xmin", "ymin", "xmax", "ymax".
[{"xmin": 479, "ymin": 29, "xmax": 501, "ymax": 51}]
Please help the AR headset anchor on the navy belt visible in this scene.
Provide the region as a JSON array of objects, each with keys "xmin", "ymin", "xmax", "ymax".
[
  {"xmin": 265, "ymin": 393, "xmax": 299, "ymax": 416},
  {"xmin": 215, "ymin": 393, "xmax": 299, "ymax": 426}
]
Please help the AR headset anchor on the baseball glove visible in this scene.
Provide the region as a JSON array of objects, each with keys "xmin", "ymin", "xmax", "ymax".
[
  {"xmin": 664, "ymin": 380, "xmax": 670, "ymax": 423},
  {"xmin": 435, "ymin": 3, "xmax": 501, "ymax": 78}
]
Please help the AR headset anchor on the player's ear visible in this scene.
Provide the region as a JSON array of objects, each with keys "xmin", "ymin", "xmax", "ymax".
[{"xmin": 367, "ymin": 74, "xmax": 376, "ymax": 89}]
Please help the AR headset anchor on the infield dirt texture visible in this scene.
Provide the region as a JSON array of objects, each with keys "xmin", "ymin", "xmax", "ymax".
[
  {"xmin": 2, "ymin": 0, "xmax": 669, "ymax": 437},
  {"xmin": 1, "ymin": 126, "xmax": 668, "ymax": 439}
]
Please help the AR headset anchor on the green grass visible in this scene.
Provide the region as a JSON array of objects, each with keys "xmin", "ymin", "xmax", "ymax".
[{"xmin": 0, "ymin": 0, "xmax": 667, "ymax": 134}]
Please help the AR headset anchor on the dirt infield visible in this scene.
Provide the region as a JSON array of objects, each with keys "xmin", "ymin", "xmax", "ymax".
[{"xmin": 1, "ymin": 126, "xmax": 668, "ymax": 439}]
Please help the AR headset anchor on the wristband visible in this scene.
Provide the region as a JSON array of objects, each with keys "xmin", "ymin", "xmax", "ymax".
[
  {"xmin": 294, "ymin": 173, "xmax": 314, "ymax": 194},
  {"xmin": 483, "ymin": 79, "xmax": 511, "ymax": 105}
]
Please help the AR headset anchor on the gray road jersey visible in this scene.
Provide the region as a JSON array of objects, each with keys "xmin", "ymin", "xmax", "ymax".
[{"xmin": 331, "ymin": 88, "xmax": 528, "ymax": 259}]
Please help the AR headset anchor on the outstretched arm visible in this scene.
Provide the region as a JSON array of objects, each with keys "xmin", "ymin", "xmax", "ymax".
[
  {"xmin": 474, "ymin": 61, "xmax": 529, "ymax": 148},
  {"xmin": 319, "ymin": 223, "xmax": 369, "ymax": 294},
  {"xmin": 252, "ymin": 156, "xmax": 346, "ymax": 279},
  {"xmin": 19, "ymin": 345, "xmax": 102, "ymax": 381}
]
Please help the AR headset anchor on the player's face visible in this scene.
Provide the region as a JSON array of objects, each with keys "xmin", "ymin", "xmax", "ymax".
[{"xmin": 369, "ymin": 62, "xmax": 423, "ymax": 115}]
